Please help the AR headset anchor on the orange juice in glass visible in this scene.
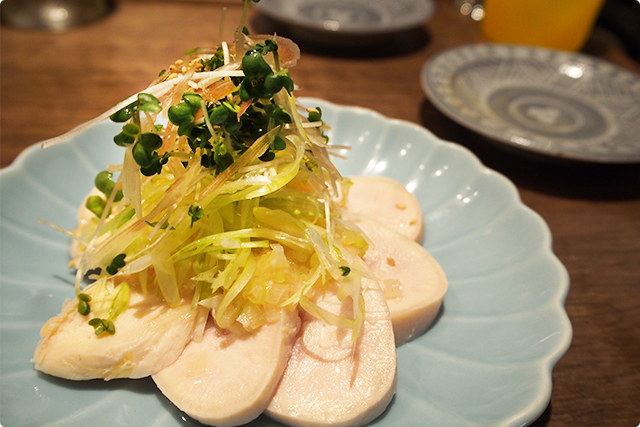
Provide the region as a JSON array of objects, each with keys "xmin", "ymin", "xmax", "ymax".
[{"xmin": 481, "ymin": 0, "xmax": 605, "ymax": 51}]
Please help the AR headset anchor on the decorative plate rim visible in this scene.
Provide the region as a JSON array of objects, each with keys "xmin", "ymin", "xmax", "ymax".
[{"xmin": 420, "ymin": 43, "xmax": 640, "ymax": 164}]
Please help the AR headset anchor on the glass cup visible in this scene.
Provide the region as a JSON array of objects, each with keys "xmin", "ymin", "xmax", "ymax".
[{"xmin": 481, "ymin": 0, "xmax": 605, "ymax": 51}]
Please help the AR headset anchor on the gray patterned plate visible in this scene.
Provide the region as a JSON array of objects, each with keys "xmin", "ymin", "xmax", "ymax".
[
  {"xmin": 421, "ymin": 43, "xmax": 640, "ymax": 163},
  {"xmin": 255, "ymin": 0, "xmax": 434, "ymax": 35}
]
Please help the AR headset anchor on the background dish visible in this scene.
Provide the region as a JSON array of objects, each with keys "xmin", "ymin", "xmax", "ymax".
[
  {"xmin": 256, "ymin": 0, "xmax": 434, "ymax": 34},
  {"xmin": 421, "ymin": 43, "xmax": 640, "ymax": 163},
  {"xmin": 0, "ymin": 98, "xmax": 571, "ymax": 426},
  {"xmin": 255, "ymin": 0, "xmax": 434, "ymax": 47}
]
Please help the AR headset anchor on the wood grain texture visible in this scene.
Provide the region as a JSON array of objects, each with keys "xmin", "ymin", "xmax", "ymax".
[{"xmin": 1, "ymin": 0, "xmax": 639, "ymax": 426}]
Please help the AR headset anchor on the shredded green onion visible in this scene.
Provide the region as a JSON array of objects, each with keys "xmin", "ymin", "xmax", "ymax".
[{"xmin": 63, "ymin": 21, "xmax": 363, "ymax": 339}]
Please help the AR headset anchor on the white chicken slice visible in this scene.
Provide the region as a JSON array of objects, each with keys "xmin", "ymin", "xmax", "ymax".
[
  {"xmin": 33, "ymin": 280, "xmax": 199, "ymax": 380},
  {"xmin": 152, "ymin": 309, "xmax": 300, "ymax": 427},
  {"xmin": 338, "ymin": 176, "xmax": 424, "ymax": 243},
  {"xmin": 351, "ymin": 216, "xmax": 448, "ymax": 346},
  {"xmin": 266, "ymin": 278, "xmax": 397, "ymax": 427}
]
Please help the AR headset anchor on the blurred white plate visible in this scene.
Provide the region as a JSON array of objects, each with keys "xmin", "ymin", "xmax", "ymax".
[
  {"xmin": 421, "ymin": 43, "xmax": 640, "ymax": 163},
  {"xmin": 0, "ymin": 98, "xmax": 571, "ymax": 426},
  {"xmin": 255, "ymin": 0, "xmax": 434, "ymax": 35}
]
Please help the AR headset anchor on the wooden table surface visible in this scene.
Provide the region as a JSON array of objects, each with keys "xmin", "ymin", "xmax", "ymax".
[{"xmin": 1, "ymin": 1, "xmax": 639, "ymax": 426}]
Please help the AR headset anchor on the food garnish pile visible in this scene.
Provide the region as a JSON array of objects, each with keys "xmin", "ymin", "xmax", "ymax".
[{"xmin": 34, "ymin": 1, "xmax": 447, "ymax": 426}]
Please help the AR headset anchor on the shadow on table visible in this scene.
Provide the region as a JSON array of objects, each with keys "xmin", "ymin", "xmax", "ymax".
[
  {"xmin": 250, "ymin": 14, "xmax": 431, "ymax": 58},
  {"xmin": 529, "ymin": 403, "xmax": 553, "ymax": 426},
  {"xmin": 419, "ymin": 99, "xmax": 640, "ymax": 201}
]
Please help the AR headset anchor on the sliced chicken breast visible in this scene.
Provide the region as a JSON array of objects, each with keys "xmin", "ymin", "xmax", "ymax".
[
  {"xmin": 152, "ymin": 309, "xmax": 300, "ymax": 427},
  {"xmin": 351, "ymin": 216, "xmax": 448, "ymax": 346},
  {"xmin": 338, "ymin": 176, "xmax": 424, "ymax": 243},
  {"xmin": 266, "ymin": 278, "xmax": 396, "ymax": 427},
  {"xmin": 33, "ymin": 280, "xmax": 198, "ymax": 380}
]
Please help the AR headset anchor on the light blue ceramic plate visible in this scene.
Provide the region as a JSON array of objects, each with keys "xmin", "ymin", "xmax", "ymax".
[{"xmin": 0, "ymin": 98, "xmax": 571, "ymax": 427}]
